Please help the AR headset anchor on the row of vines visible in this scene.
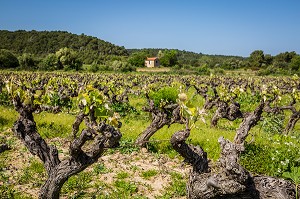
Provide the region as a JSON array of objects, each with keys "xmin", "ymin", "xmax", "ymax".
[{"xmin": 0, "ymin": 71, "xmax": 300, "ymax": 198}]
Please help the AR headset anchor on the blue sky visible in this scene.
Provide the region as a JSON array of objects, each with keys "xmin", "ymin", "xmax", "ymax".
[{"xmin": 1, "ymin": 0, "xmax": 300, "ymax": 57}]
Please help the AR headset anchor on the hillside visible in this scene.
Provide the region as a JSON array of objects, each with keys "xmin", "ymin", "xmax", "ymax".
[{"xmin": 0, "ymin": 30, "xmax": 128, "ymax": 63}]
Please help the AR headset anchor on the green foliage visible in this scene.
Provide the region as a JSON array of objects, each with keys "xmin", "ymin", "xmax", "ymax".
[
  {"xmin": 112, "ymin": 102, "xmax": 138, "ymax": 116},
  {"xmin": 0, "ymin": 30, "xmax": 128, "ymax": 59},
  {"xmin": 114, "ymin": 138, "xmax": 140, "ymax": 154},
  {"xmin": 249, "ymin": 50, "xmax": 265, "ymax": 68},
  {"xmin": 89, "ymin": 61, "xmax": 100, "ymax": 72},
  {"xmin": 283, "ymin": 166, "xmax": 300, "ymax": 199},
  {"xmin": 140, "ymin": 169, "xmax": 158, "ymax": 180},
  {"xmin": 93, "ymin": 163, "xmax": 111, "ymax": 175},
  {"xmin": 241, "ymin": 134, "xmax": 300, "ymax": 178},
  {"xmin": 196, "ymin": 64, "xmax": 210, "ymax": 75},
  {"xmin": 160, "ymin": 172, "xmax": 186, "ymax": 198},
  {"xmin": 128, "ymin": 51, "xmax": 149, "ymax": 67},
  {"xmin": 149, "ymin": 87, "xmax": 179, "ymax": 107},
  {"xmin": 56, "ymin": 47, "xmax": 82, "ymax": 71},
  {"xmin": 0, "ymin": 49, "xmax": 19, "ymax": 68},
  {"xmin": 18, "ymin": 53, "xmax": 38, "ymax": 69},
  {"xmin": 62, "ymin": 172, "xmax": 92, "ymax": 195},
  {"xmin": 0, "ymin": 185, "xmax": 33, "ymax": 199},
  {"xmin": 159, "ymin": 50, "xmax": 178, "ymax": 67},
  {"xmin": 116, "ymin": 171, "xmax": 130, "ymax": 179},
  {"xmin": 77, "ymin": 85, "xmax": 118, "ymax": 126},
  {"xmin": 39, "ymin": 53, "xmax": 58, "ymax": 71},
  {"xmin": 18, "ymin": 159, "xmax": 45, "ymax": 186},
  {"xmin": 110, "ymin": 60, "xmax": 136, "ymax": 72},
  {"xmin": 261, "ymin": 113, "xmax": 285, "ymax": 135},
  {"xmin": 113, "ymin": 180, "xmax": 138, "ymax": 195},
  {"xmin": 290, "ymin": 55, "xmax": 300, "ymax": 71}
]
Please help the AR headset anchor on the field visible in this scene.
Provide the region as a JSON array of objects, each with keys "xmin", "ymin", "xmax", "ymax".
[{"xmin": 0, "ymin": 71, "xmax": 299, "ymax": 198}]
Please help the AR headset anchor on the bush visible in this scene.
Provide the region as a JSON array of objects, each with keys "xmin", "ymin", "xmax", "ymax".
[
  {"xmin": 56, "ymin": 47, "xmax": 82, "ymax": 71},
  {"xmin": 18, "ymin": 53, "xmax": 38, "ymax": 69},
  {"xmin": 89, "ymin": 62, "xmax": 99, "ymax": 73},
  {"xmin": 39, "ymin": 53, "xmax": 59, "ymax": 71},
  {"xmin": 111, "ymin": 60, "xmax": 136, "ymax": 72},
  {"xmin": 196, "ymin": 64, "xmax": 210, "ymax": 75},
  {"xmin": 0, "ymin": 49, "xmax": 19, "ymax": 68},
  {"xmin": 149, "ymin": 87, "xmax": 179, "ymax": 107}
]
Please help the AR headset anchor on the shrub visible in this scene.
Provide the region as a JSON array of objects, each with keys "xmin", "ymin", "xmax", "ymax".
[
  {"xmin": 39, "ymin": 53, "xmax": 59, "ymax": 71},
  {"xmin": 55, "ymin": 47, "xmax": 82, "ymax": 71},
  {"xmin": 18, "ymin": 53, "xmax": 38, "ymax": 69},
  {"xmin": 0, "ymin": 49, "xmax": 19, "ymax": 68},
  {"xmin": 89, "ymin": 62, "xmax": 100, "ymax": 72},
  {"xmin": 149, "ymin": 87, "xmax": 179, "ymax": 107}
]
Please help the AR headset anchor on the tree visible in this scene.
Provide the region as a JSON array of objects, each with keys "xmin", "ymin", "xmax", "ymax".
[
  {"xmin": 127, "ymin": 51, "xmax": 148, "ymax": 67},
  {"xmin": 0, "ymin": 49, "xmax": 19, "ymax": 68},
  {"xmin": 290, "ymin": 55, "xmax": 300, "ymax": 71},
  {"xmin": 159, "ymin": 50, "xmax": 178, "ymax": 67},
  {"xmin": 40, "ymin": 53, "xmax": 59, "ymax": 71},
  {"xmin": 273, "ymin": 51, "xmax": 297, "ymax": 69},
  {"xmin": 18, "ymin": 53, "xmax": 37, "ymax": 69},
  {"xmin": 55, "ymin": 47, "xmax": 82, "ymax": 71},
  {"xmin": 249, "ymin": 50, "xmax": 265, "ymax": 68}
]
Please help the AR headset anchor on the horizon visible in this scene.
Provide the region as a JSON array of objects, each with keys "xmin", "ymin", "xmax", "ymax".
[{"xmin": 1, "ymin": 0, "xmax": 300, "ymax": 57}]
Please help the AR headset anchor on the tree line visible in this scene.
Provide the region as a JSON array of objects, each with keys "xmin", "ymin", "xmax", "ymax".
[{"xmin": 0, "ymin": 30, "xmax": 299, "ymax": 75}]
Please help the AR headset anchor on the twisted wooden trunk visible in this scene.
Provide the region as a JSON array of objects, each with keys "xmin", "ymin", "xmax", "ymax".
[{"xmin": 171, "ymin": 100, "xmax": 297, "ymax": 199}]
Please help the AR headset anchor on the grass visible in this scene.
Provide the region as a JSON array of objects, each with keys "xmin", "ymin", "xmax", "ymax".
[
  {"xmin": 93, "ymin": 163, "xmax": 112, "ymax": 175},
  {"xmin": 140, "ymin": 169, "xmax": 158, "ymax": 180},
  {"xmin": 159, "ymin": 171, "xmax": 186, "ymax": 198},
  {"xmin": 35, "ymin": 112, "xmax": 76, "ymax": 138},
  {"xmin": 116, "ymin": 171, "xmax": 130, "ymax": 179},
  {"xmin": 18, "ymin": 158, "xmax": 45, "ymax": 186},
  {"xmin": 61, "ymin": 171, "xmax": 93, "ymax": 196}
]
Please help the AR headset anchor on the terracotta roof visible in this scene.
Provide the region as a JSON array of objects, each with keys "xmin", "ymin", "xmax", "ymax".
[{"xmin": 146, "ymin": 57, "xmax": 158, "ymax": 61}]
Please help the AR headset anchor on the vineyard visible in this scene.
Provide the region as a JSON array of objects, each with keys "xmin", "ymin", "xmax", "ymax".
[{"xmin": 0, "ymin": 71, "xmax": 300, "ymax": 198}]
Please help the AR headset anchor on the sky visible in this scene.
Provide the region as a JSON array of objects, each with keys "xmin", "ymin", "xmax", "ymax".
[{"xmin": 0, "ymin": 0, "xmax": 300, "ymax": 57}]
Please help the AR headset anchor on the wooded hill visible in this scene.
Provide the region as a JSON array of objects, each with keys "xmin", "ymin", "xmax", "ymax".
[{"xmin": 0, "ymin": 30, "xmax": 128, "ymax": 63}]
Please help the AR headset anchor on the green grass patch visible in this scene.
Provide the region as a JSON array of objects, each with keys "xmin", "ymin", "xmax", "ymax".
[
  {"xmin": 18, "ymin": 159, "xmax": 45, "ymax": 186},
  {"xmin": 116, "ymin": 171, "xmax": 130, "ymax": 179},
  {"xmin": 140, "ymin": 169, "xmax": 158, "ymax": 180},
  {"xmin": 159, "ymin": 171, "xmax": 186, "ymax": 198}
]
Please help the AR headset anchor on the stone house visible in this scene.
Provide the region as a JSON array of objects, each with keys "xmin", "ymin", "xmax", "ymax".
[{"xmin": 145, "ymin": 57, "xmax": 160, "ymax": 68}]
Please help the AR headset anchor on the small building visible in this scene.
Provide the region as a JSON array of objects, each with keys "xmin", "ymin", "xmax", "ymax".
[{"xmin": 145, "ymin": 57, "xmax": 160, "ymax": 68}]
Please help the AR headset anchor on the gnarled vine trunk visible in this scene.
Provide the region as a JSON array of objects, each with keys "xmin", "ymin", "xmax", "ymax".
[
  {"xmin": 211, "ymin": 101, "xmax": 243, "ymax": 127},
  {"xmin": 284, "ymin": 110, "xmax": 300, "ymax": 134},
  {"xmin": 135, "ymin": 98, "xmax": 184, "ymax": 147},
  {"xmin": 171, "ymin": 101, "xmax": 297, "ymax": 199},
  {"xmin": 13, "ymin": 99, "xmax": 121, "ymax": 199}
]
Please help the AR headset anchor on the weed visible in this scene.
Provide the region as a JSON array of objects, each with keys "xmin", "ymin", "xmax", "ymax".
[
  {"xmin": 61, "ymin": 171, "xmax": 92, "ymax": 195},
  {"xmin": 113, "ymin": 179, "xmax": 138, "ymax": 195},
  {"xmin": 18, "ymin": 159, "xmax": 45, "ymax": 186},
  {"xmin": 160, "ymin": 171, "xmax": 186, "ymax": 198},
  {"xmin": 116, "ymin": 171, "xmax": 130, "ymax": 179},
  {"xmin": 93, "ymin": 163, "xmax": 112, "ymax": 175},
  {"xmin": 283, "ymin": 166, "xmax": 300, "ymax": 199},
  {"xmin": 140, "ymin": 169, "xmax": 158, "ymax": 180},
  {"xmin": 115, "ymin": 138, "xmax": 140, "ymax": 154},
  {"xmin": 0, "ymin": 184, "xmax": 33, "ymax": 199}
]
